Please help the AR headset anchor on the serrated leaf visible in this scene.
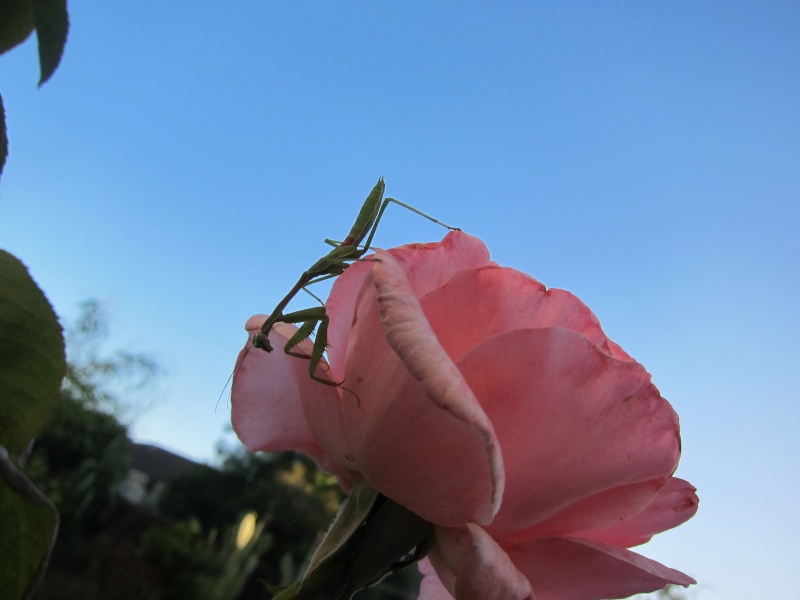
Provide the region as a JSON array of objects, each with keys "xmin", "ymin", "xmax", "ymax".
[
  {"xmin": 0, "ymin": 446, "xmax": 59, "ymax": 600},
  {"xmin": 0, "ymin": 250, "xmax": 65, "ymax": 458},
  {"xmin": 32, "ymin": 0, "xmax": 68, "ymax": 86},
  {"xmin": 0, "ymin": 93, "xmax": 7, "ymax": 181}
]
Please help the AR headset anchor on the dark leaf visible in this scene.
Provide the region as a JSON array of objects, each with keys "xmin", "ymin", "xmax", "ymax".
[
  {"xmin": 32, "ymin": 0, "xmax": 68, "ymax": 86},
  {"xmin": 304, "ymin": 481, "xmax": 380, "ymax": 577},
  {"xmin": 0, "ymin": 250, "xmax": 65, "ymax": 457},
  {"xmin": 343, "ymin": 499, "xmax": 432, "ymax": 597},
  {"xmin": 0, "ymin": 445, "xmax": 59, "ymax": 600},
  {"xmin": 0, "ymin": 93, "xmax": 7, "ymax": 180},
  {"xmin": 0, "ymin": 0, "xmax": 35, "ymax": 57}
]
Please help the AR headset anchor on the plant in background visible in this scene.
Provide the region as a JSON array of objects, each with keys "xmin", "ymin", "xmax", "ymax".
[
  {"xmin": 24, "ymin": 394, "xmax": 132, "ymax": 535},
  {"xmin": 25, "ymin": 299, "xmax": 162, "ymax": 537},
  {"xmin": 62, "ymin": 299, "xmax": 163, "ymax": 419}
]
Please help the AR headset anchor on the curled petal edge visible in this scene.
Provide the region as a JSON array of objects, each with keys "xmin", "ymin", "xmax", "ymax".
[{"xmin": 372, "ymin": 250, "xmax": 505, "ymax": 524}]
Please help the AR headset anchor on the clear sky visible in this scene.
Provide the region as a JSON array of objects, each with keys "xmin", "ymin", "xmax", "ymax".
[{"xmin": 1, "ymin": 3, "xmax": 798, "ymax": 599}]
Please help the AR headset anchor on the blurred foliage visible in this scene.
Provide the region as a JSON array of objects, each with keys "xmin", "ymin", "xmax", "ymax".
[
  {"xmin": 25, "ymin": 392, "xmax": 131, "ymax": 535},
  {"xmin": 62, "ymin": 299, "xmax": 162, "ymax": 419},
  {"xmin": 134, "ymin": 520, "xmax": 218, "ymax": 600},
  {"xmin": 159, "ymin": 450, "xmax": 344, "ymax": 592},
  {"xmin": 158, "ymin": 449, "xmax": 424, "ymax": 599},
  {"xmin": 24, "ymin": 396, "xmax": 422, "ymax": 600},
  {"xmin": 24, "ymin": 391, "xmax": 423, "ymax": 599}
]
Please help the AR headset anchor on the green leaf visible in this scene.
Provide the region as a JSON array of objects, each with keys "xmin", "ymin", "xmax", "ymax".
[
  {"xmin": 0, "ymin": 446, "xmax": 59, "ymax": 600},
  {"xmin": 269, "ymin": 483, "xmax": 380, "ymax": 600},
  {"xmin": 304, "ymin": 480, "xmax": 380, "ymax": 577},
  {"xmin": 32, "ymin": 0, "xmax": 68, "ymax": 86},
  {"xmin": 0, "ymin": 0, "xmax": 35, "ymax": 57},
  {"xmin": 0, "ymin": 93, "xmax": 7, "ymax": 181},
  {"xmin": 0, "ymin": 250, "xmax": 65, "ymax": 458},
  {"xmin": 273, "ymin": 483, "xmax": 433, "ymax": 600},
  {"xmin": 342, "ymin": 499, "xmax": 432, "ymax": 597}
]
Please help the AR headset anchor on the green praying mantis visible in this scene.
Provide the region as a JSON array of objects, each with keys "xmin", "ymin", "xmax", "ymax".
[{"xmin": 249, "ymin": 177, "xmax": 458, "ymax": 389}]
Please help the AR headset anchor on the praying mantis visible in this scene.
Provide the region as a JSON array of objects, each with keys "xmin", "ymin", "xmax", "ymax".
[{"xmin": 250, "ymin": 177, "xmax": 458, "ymax": 388}]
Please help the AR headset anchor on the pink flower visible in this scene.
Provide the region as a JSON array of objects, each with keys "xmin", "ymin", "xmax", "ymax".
[{"xmin": 232, "ymin": 231, "xmax": 698, "ymax": 600}]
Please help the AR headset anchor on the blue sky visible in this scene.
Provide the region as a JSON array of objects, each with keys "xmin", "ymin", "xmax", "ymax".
[{"xmin": 1, "ymin": 3, "xmax": 798, "ymax": 599}]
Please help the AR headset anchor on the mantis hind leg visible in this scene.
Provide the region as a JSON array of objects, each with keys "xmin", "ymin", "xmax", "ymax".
[{"xmin": 360, "ymin": 197, "xmax": 460, "ymax": 254}]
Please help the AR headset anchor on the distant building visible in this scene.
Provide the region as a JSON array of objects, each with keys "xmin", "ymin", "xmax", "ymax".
[{"xmin": 117, "ymin": 442, "xmax": 198, "ymax": 507}]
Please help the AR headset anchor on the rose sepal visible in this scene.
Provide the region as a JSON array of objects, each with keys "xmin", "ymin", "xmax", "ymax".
[{"xmin": 272, "ymin": 481, "xmax": 433, "ymax": 600}]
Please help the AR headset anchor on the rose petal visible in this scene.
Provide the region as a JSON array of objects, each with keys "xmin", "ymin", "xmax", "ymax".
[
  {"xmin": 303, "ymin": 251, "xmax": 504, "ymax": 526},
  {"xmin": 419, "ymin": 559, "xmax": 456, "ymax": 600},
  {"xmin": 419, "ymin": 265, "xmax": 633, "ymax": 364},
  {"xmin": 231, "ymin": 315, "xmax": 353, "ymax": 479},
  {"xmin": 325, "ymin": 230, "xmax": 493, "ymax": 378},
  {"xmin": 453, "ymin": 328, "xmax": 680, "ymax": 536},
  {"xmin": 428, "ymin": 525, "xmax": 533, "ymax": 600},
  {"xmin": 506, "ymin": 479, "xmax": 667, "ymax": 541},
  {"xmin": 501, "ymin": 477, "xmax": 696, "ymax": 552},
  {"xmin": 381, "ymin": 230, "xmax": 493, "ymax": 297},
  {"xmin": 504, "ymin": 536, "xmax": 695, "ymax": 600},
  {"xmin": 375, "ymin": 251, "xmax": 503, "ymax": 524},
  {"xmin": 574, "ymin": 478, "xmax": 699, "ymax": 548}
]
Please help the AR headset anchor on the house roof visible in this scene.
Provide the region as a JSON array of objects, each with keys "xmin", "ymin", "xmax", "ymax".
[{"xmin": 130, "ymin": 443, "xmax": 199, "ymax": 482}]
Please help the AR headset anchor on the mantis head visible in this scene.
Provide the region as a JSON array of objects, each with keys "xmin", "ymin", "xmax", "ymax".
[{"xmin": 252, "ymin": 332, "xmax": 273, "ymax": 352}]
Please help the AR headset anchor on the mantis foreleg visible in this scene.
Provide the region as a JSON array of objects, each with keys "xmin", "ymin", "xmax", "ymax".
[
  {"xmin": 359, "ymin": 197, "xmax": 459, "ymax": 254},
  {"xmin": 268, "ymin": 307, "xmax": 341, "ymax": 387}
]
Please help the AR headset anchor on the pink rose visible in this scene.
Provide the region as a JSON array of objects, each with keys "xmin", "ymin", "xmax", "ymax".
[{"xmin": 232, "ymin": 231, "xmax": 698, "ymax": 600}]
